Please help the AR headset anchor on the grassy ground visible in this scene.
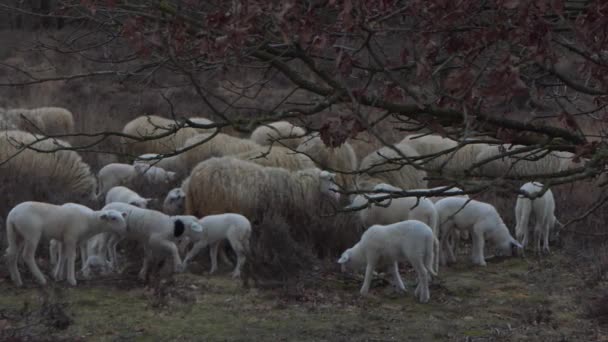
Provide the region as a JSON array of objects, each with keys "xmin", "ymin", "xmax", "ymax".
[{"xmin": 0, "ymin": 251, "xmax": 605, "ymax": 341}]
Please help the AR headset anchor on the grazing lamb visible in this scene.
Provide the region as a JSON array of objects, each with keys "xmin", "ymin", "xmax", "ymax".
[
  {"xmin": 105, "ymin": 186, "xmax": 151, "ymax": 208},
  {"xmin": 182, "ymin": 213, "xmax": 252, "ymax": 278},
  {"xmin": 347, "ymin": 183, "xmax": 438, "ymax": 236},
  {"xmin": 163, "ymin": 188, "xmax": 186, "ymax": 215},
  {"xmin": 102, "ymin": 203, "xmax": 203, "ymax": 280},
  {"xmin": 435, "ymin": 197, "xmax": 522, "ymax": 266},
  {"xmin": 515, "ymin": 182, "xmax": 562, "ymax": 254},
  {"xmin": 5, "ymin": 202, "xmax": 127, "ymax": 286},
  {"xmin": 338, "ymin": 220, "xmax": 439, "ymax": 303},
  {"xmin": 250, "ymin": 121, "xmax": 306, "ymax": 149}
]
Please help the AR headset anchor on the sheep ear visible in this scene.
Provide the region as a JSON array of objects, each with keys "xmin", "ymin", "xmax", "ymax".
[
  {"xmin": 337, "ymin": 253, "xmax": 349, "ymax": 264},
  {"xmin": 190, "ymin": 223, "xmax": 203, "ymax": 233}
]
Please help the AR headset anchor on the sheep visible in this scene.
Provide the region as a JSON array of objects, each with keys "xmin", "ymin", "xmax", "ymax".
[
  {"xmin": 133, "ymin": 153, "xmax": 183, "ymax": 174},
  {"xmin": 250, "ymin": 121, "xmax": 306, "ymax": 149},
  {"xmin": 163, "ymin": 188, "xmax": 186, "ymax": 215},
  {"xmin": 101, "ymin": 203, "xmax": 203, "ymax": 280},
  {"xmin": 234, "ymin": 145, "xmax": 316, "ymax": 171},
  {"xmin": 400, "ymin": 134, "xmax": 459, "ymax": 170},
  {"xmin": 297, "ymin": 134, "xmax": 358, "ymax": 198},
  {"xmin": 81, "ymin": 254, "xmax": 113, "ymax": 280},
  {"xmin": 0, "ymin": 107, "xmax": 74, "ymax": 135},
  {"xmin": 185, "ymin": 157, "xmax": 341, "ymax": 224},
  {"xmin": 96, "ymin": 163, "xmax": 177, "ymax": 198},
  {"xmin": 121, "ymin": 115, "xmax": 200, "ymax": 156},
  {"xmin": 515, "ymin": 182, "xmax": 562, "ymax": 254},
  {"xmin": 337, "ymin": 220, "xmax": 439, "ymax": 303},
  {"xmin": 4, "ymin": 201, "xmax": 127, "ymax": 286},
  {"xmin": 0, "ymin": 130, "xmax": 97, "ymax": 216},
  {"xmin": 188, "ymin": 117, "xmax": 218, "ymax": 134},
  {"xmin": 474, "ymin": 144, "xmax": 565, "ymax": 177},
  {"xmin": 347, "ymin": 183, "xmax": 438, "ymax": 236},
  {"xmin": 178, "ymin": 133, "xmax": 261, "ymax": 173},
  {"xmin": 435, "ymin": 197, "xmax": 522, "ymax": 266},
  {"xmin": 182, "ymin": 213, "xmax": 252, "ymax": 278},
  {"xmin": 105, "ymin": 186, "xmax": 151, "ymax": 208},
  {"xmin": 357, "ymin": 143, "xmax": 428, "ymax": 191}
]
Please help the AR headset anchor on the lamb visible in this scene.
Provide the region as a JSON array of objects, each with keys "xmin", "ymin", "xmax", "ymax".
[
  {"xmin": 515, "ymin": 182, "xmax": 562, "ymax": 254},
  {"xmin": 435, "ymin": 197, "xmax": 522, "ymax": 266},
  {"xmin": 133, "ymin": 153, "xmax": 183, "ymax": 174},
  {"xmin": 105, "ymin": 186, "xmax": 151, "ymax": 208},
  {"xmin": 474, "ymin": 144, "xmax": 564, "ymax": 177},
  {"xmin": 101, "ymin": 203, "xmax": 203, "ymax": 280},
  {"xmin": 163, "ymin": 188, "xmax": 186, "ymax": 215},
  {"xmin": 347, "ymin": 183, "xmax": 438, "ymax": 236},
  {"xmin": 96, "ymin": 163, "xmax": 177, "ymax": 198},
  {"xmin": 250, "ymin": 121, "xmax": 306, "ymax": 149},
  {"xmin": 337, "ymin": 220, "xmax": 439, "ymax": 303},
  {"xmin": 178, "ymin": 133, "xmax": 261, "ymax": 173},
  {"xmin": 357, "ymin": 143, "xmax": 428, "ymax": 191},
  {"xmin": 121, "ymin": 115, "xmax": 200, "ymax": 156},
  {"xmin": 182, "ymin": 213, "xmax": 252, "ymax": 278},
  {"xmin": 4, "ymin": 201, "xmax": 127, "ymax": 286}
]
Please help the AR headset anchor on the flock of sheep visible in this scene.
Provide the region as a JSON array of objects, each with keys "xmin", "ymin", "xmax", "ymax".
[{"xmin": 0, "ymin": 107, "xmax": 572, "ymax": 304}]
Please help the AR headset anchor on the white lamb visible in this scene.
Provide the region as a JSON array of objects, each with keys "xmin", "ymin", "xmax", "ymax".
[
  {"xmin": 4, "ymin": 202, "xmax": 127, "ymax": 286},
  {"xmin": 435, "ymin": 197, "xmax": 522, "ymax": 266},
  {"xmin": 133, "ymin": 163, "xmax": 178, "ymax": 185},
  {"xmin": 515, "ymin": 182, "xmax": 562, "ymax": 254},
  {"xmin": 102, "ymin": 203, "xmax": 203, "ymax": 280},
  {"xmin": 105, "ymin": 186, "xmax": 151, "ymax": 208},
  {"xmin": 163, "ymin": 188, "xmax": 186, "ymax": 215},
  {"xmin": 337, "ymin": 220, "xmax": 439, "ymax": 303},
  {"xmin": 182, "ymin": 213, "xmax": 252, "ymax": 278},
  {"xmin": 347, "ymin": 183, "xmax": 438, "ymax": 236},
  {"xmin": 97, "ymin": 163, "xmax": 177, "ymax": 198}
]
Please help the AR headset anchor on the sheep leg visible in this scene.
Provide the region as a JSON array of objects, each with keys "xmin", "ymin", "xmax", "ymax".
[
  {"xmin": 49, "ymin": 240, "xmax": 58, "ymax": 266},
  {"xmin": 209, "ymin": 243, "xmax": 220, "ymax": 274},
  {"xmin": 389, "ymin": 261, "xmax": 406, "ymax": 293},
  {"xmin": 231, "ymin": 245, "xmax": 246, "ymax": 279},
  {"xmin": 182, "ymin": 240, "xmax": 207, "ymax": 267},
  {"xmin": 6, "ymin": 243, "xmax": 23, "ymax": 287},
  {"xmin": 360, "ymin": 258, "xmax": 377, "ymax": 296},
  {"xmin": 64, "ymin": 242, "xmax": 78, "ymax": 286},
  {"xmin": 220, "ymin": 242, "xmax": 233, "ymax": 267},
  {"xmin": 52, "ymin": 242, "xmax": 64, "ymax": 281},
  {"xmin": 138, "ymin": 246, "xmax": 150, "ymax": 281},
  {"xmin": 470, "ymin": 229, "xmax": 486, "ymax": 266},
  {"xmin": 542, "ymin": 223, "xmax": 551, "ymax": 254},
  {"xmin": 79, "ymin": 242, "xmax": 88, "ymax": 273},
  {"xmin": 22, "ymin": 238, "xmax": 47, "ymax": 286},
  {"xmin": 149, "ymin": 237, "xmax": 183, "ymax": 273},
  {"xmin": 534, "ymin": 224, "xmax": 542, "ymax": 255},
  {"xmin": 412, "ymin": 259, "xmax": 430, "ymax": 303}
]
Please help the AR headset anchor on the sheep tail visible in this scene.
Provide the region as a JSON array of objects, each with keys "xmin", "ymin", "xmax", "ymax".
[
  {"xmin": 515, "ymin": 197, "xmax": 532, "ymax": 241},
  {"xmin": 425, "ymin": 235, "xmax": 438, "ymax": 277},
  {"xmin": 432, "ymin": 236, "xmax": 439, "ymax": 275}
]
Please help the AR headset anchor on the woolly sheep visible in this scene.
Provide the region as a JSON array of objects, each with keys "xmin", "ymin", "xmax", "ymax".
[
  {"xmin": 0, "ymin": 130, "xmax": 97, "ymax": 215},
  {"xmin": 250, "ymin": 121, "xmax": 306, "ymax": 149},
  {"xmin": 178, "ymin": 133, "xmax": 261, "ymax": 173},
  {"xmin": 182, "ymin": 213, "xmax": 252, "ymax": 278},
  {"xmin": 474, "ymin": 144, "xmax": 565, "ymax": 177},
  {"xmin": 102, "ymin": 203, "xmax": 203, "ymax": 280},
  {"xmin": 5, "ymin": 201, "xmax": 127, "ymax": 286},
  {"xmin": 185, "ymin": 157, "xmax": 341, "ymax": 224},
  {"xmin": 0, "ymin": 107, "xmax": 74, "ymax": 135},
  {"xmin": 234, "ymin": 145, "xmax": 316, "ymax": 171},
  {"xmin": 133, "ymin": 153, "xmax": 183, "ymax": 174},
  {"xmin": 297, "ymin": 134, "xmax": 358, "ymax": 196},
  {"xmin": 163, "ymin": 188, "xmax": 186, "ymax": 215},
  {"xmin": 357, "ymin": 143, "xmax": 428, "ymax": 190},
  {"xmin": 338, "ymin": 220, "xmax": 439, "ymax": 303},
  {"xmin": 347, "ymin": 183, "xmax": 438, "ymax": 236},
  {"xmin": 105, "ymin": 186, "xmax": 151, "ymax": 208},
  {"xmin": 122, "ymin": 115, "xmax": 200, "ymax": 156},
  {"xmin": 97, "ymin": 163, "xmax": 177, "ymax": 198},
  {"xmin": 435, "ymin": 197, "xmax": 522, "ymax": 266},
  {"xmin": 515, "ymin": 182, "xmax": 562, "ymax": 254},
  {"xmin": 400, "ymin": 134, "xmax": 459, "ymax": 170}
]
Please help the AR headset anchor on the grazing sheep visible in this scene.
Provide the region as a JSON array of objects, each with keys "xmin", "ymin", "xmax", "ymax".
[
  {"xmin": 182, "ymin": 213, "xmax": 252, "ymax": 278},
  {"xmin": 122, "ymin": 115, "xmax": 200, "ymax": 156},
  {"xmin": 185, "ymin": 157, "xmax": 341, "ymax": 224},
  {"xmin": 297, "ymin": 135, "xmax": 358, "ymax": 196},
  {"xmin": 474, "ymin": 144, "xmax": 564, "ymax": 177},
  {"xmin": 178, "ymin": 133, "xmax": 261, "ymax": 173},
  {"xmin": 234, "ymin": 145, "xmax": 316, "ymax": 171},
  {"xmin": 338, "ymin": 220, "xmax": 439, "ymax": 303},
  {"xmin": 163, "ymin": 188, "xmax": 186, "ymax": 215},
  {"xmin": 133, "ymin": 153, "xmax": 183, "ymax": 174},
  {"xmin": 105, "ymin": 186, "xmax": 151, "ymax": 208},
  {"xmin": 97, "ymin": 163, "xmax": 177, "ymax": 198},
  {"xmin": 101, "ymin": 203, "xmax": 203, "ymax": 280},
  {"xmin": 515, "ymin": 182, "xmax": 562, "ymax": 254},
  {"xmin": 357, "ymin": 143, "xmax": 428, "ymax": 190},
  {"xmin": 5, "ymin": 202, "xmax": 127, "ymax": 286},
  {"xmin": 347, "ymin": 183, "xmax": 438, "ymax": 236},
  {"xmin": 250, "ymin": 121, "xmax": 306, "ymax": 149},
  {"xmin": 0, "ymin": 130, "xmax": 97, "ymax": 216},
  {"xmin": 1, "ymin": 107, "xmax": 74, "ymax": 135},
  {"xmin": 435, "ymin": 197, "xmax": 522, "ymax": 266}
]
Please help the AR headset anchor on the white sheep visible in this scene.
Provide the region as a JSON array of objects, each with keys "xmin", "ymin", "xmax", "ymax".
[
  {"xmin": 515, "ymin": 182, "xmax": 562, "ymax": 254},
  {"xmin": 102, "ymin": 203, "xmax": 203, "ymax": 280},
  {"xmin": 182, "ymin": 213, "xmax": 252, "ymax": 278},
  {"xmin": 105, "ymin": 186, "xmax": 151, "ymax": 208},
  {"xmin": 346, "ymin": 183, "xmax": 438, "ymax": 236},
  {"xmin": 97, "ymin": 163, "xmax": 177, "ymax": 198},
  {"xmin": 163, "ymin": 188, "xmax": 186, "ymax": 215},
  {"xmin": 133, "ymin": 153, "xmax": 183, "ymax": 174},
  {"xmin": 250, "ymin": 121, "xmax": 306, "ymax": 149},
  {"xmin": 337, "ymin": 220, "xmax": 439, "ymax": 303},
  {"xmin": 4, "ymin": 201, "xmax": 127, "ymax": 286},
  {"xmin": 435, "ymin": 197, "xmax": 522, "ymax": 266}
]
